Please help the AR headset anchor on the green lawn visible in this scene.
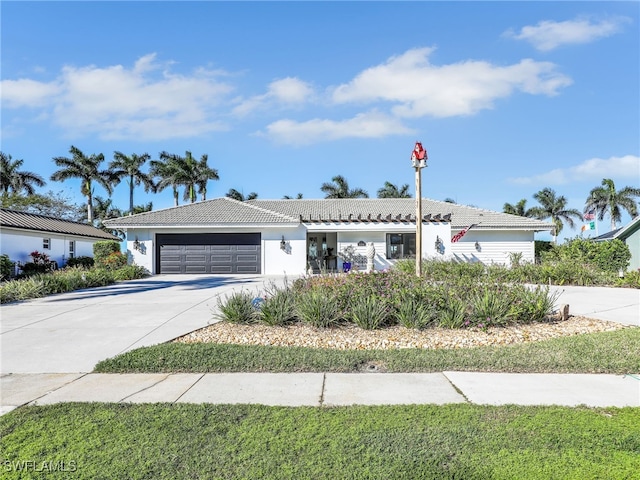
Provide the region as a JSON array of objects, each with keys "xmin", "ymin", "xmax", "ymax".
[
  {"xmin": 95, "ymin": 327, "xmax": 640, "ymax": 374},
  {"xmin": 1, "ymin": 403, "xmax": 638, "ymax": 480}
]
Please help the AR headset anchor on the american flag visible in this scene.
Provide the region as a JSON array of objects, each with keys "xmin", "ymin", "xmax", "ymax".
[
  {"xmin": 583, "ymin": 208, "xmax": 595, "ymax": 221},
  {"xmin": 451, "ymin": 224, "xmax": 477, "ymax": 243}
]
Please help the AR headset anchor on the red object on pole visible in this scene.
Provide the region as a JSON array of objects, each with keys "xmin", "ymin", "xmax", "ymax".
[{"xmin": 411, "ymin": 142, "xmax": 427, "ymax": 161}]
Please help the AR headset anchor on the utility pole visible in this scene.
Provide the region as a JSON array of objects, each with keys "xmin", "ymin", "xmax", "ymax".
[{"xmin": 411, "ymin": 142, "xmax": 427, "ymax": 277}]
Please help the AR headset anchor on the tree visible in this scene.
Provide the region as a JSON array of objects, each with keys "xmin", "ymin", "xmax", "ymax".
[
  {"xmin": 151, "ymin": 151, "xmax": 218, "ymax": 204},
  {"xmin": 529, "ymin": 188, "xmax": 582, "ymax": 243},
  {"xmin": 1, "ymin": 152, "xmax": 46, "ymax": 195},
  {"xmin": 109, "ymin": 152, "xmax": 155, "ymax": 215},
  {"xmin": 377, "ymin": 181, "xmax": 411, "ymax": 198},
  {"xmin": 226, "ymin": 188, "xmax": 258, "ymax": 201},
  {"xmin": 320, "ymin": 175, "xmax": 368, "ymax": 199},
  {"xmin": 1, "ymin": 190, "xmax": 84, "ymax": 221},
  {"xmin": 585, "ymin": 178, "xmax": 640, "ymax": 231},
  {"xmin": 92, "ymin": 196, "xmax": 125, "ymax": 237},
  {"xmin": 194, "ymin": 153, "xmax": 219, "ymax": 201},
  {"xmin": 283, "ymin": 193, "xmax": 303, "ymax": 199},
  {"xmin": 443, "ymin": 198, "xmax": 457, "ymax": 204},
  {"xmin": 503, "ymin": 198, "xmax": 536, "ymax": 217},
  {"xmin": 50, "ymin": 146, "xmax": 116, "ymax": 223},
  {"xmin": 150, "ymin": 152, "xmax": 183, "ymax": 207}
]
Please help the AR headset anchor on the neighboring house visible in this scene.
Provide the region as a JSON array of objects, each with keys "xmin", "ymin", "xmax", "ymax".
[
  {"xmin": 0, "ymin": 208, "xmax": 121, "ymax": 268},
  {"xmin": 593, "ymin": 216, "xmax": 640, "ymax": 271},
  {"xmin": 103, "ymin": 198, "xmax": 553, "ymax": 276}
]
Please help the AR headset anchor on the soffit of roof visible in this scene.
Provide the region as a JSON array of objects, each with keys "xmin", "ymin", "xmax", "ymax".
[
  {"xmin": 0, "ymin": 209, "xmax": 120, "ymax": 240},
  {"xmin": 614, "ymin": 216, "xmax": 640, "ymax": 239}
]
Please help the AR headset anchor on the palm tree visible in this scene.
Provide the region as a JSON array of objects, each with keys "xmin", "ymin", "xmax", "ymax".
[
  {"xmin": 92, "ymin": 195, "xmax": 124, "ymax": 232},
  {"xmin": 528, "ymin": 188, "xmax": 582, "ymax": 243},
  {"xmin": 226, "ymin": 188, "xmax": 258, "ymax": 201},
  {"xmin": 194, "ymin": 153, "xmax": 219, "ymax": 201},
  {"xmin": 283, "ymin": 193, "xmax": 303, "ymax": 199},
  {"xmin": 50, "ymin": 146, "xmax": 115, "ymax": 223},
  {"xmin": 132, "ymin": 202, "xmax": 153, "ymax": 214},
  {"xmin": 150, "ymin": 152, "xmax": 184, "ymax": 207},
  {"xmin": 1, "ymin": 152, "xmax": 46, "ymax": 195},
  {"xmin": 320, "ymin": 175, "xmax": 368, "ymax": 199},
  {"xmin": 503, "ymin": 199, "xmax": 535, "ymax": 217},
  {"xmin": 377, "ymin": 181, "xmax": 411, "ymax": 198},
  {"xmin": 109, "ymin": 152, "xmax": 155, "ymax": 215},
  {"xmin": 585, "ymin": 178, "xmax": 640, "ymax": 231}
]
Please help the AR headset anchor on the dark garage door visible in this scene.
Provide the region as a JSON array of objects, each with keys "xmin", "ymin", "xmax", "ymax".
[{"xmin": 156, "ymin": 233, "xmax": 261, "ymax": 274}]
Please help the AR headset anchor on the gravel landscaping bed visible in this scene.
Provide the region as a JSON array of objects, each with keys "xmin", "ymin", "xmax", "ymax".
[{"xmin": 174, "ymin": 316, "xmax": 627, "ymax": 350}]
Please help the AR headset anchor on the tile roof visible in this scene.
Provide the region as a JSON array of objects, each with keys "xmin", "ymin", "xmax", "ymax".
[
  {"xmin": 1, "ymin": 209, "xmax": 121, "ymax": 240},
  {"xmin": 251, "ymin": 199, "xmax": 553, "ymax": 230},
  {"xmin": 104, "ymin": 197, "xmax": 554, "ymax": 231},
  {"xmin": 103, "ymin": 197, "xmax": 299, "ymax": 227}
]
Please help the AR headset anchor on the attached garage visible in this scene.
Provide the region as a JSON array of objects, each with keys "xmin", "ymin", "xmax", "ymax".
[{"xmin": 156, "ymin": 233, "xmax": 261, "ymax": 274}]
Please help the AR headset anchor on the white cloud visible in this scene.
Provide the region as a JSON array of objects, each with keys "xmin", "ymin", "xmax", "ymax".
[
  {"xmin": 508, "ymin": 155, "xmax": 640, "ymax": 185},
  {"xmin": 504, "ymin": 16, "xmax": 631, "ymax": 51},
  {"xmin": 1, "ymin": 78, "xmax": 62, "ymax": 107},
  {"xmin": 2, "ymin": 54, "xmax": 233, "ymax": 140},
  {"xmin": 260, "ymin": 110, "xmax": 413, "ymax": 146},
  {"xmin": 330, "ymin": 47, "xmax": 572, "ymax": 118},
  {"xmin": 232, "ymin": 77, "xmax": 314, "ymax": 116}
]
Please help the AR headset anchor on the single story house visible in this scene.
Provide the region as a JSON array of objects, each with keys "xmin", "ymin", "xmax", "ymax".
[
  {"xmin": 0, "ymin": 208, "xmax": 121, "ymax": 268},
  {"xmin": 103, "ymin": 198, "xmax": 553, "ymax": 276},
  {"xmin": 593, "ymin": 216, "xmax": 640, "ymax": 271}
]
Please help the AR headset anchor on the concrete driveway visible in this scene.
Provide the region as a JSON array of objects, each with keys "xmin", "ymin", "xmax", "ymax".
[
  {"xmin": 1, "ymin": 276, "xmax": 638, "ymax": 374},
  {"xmin": 1, "ymin": 275, "xmax": 286, "ymax": 374}
]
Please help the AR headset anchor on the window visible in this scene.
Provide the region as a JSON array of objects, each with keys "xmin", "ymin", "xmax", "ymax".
[
  {"xmin": 386, "ymin": 233, "xmax": 416, "ymax": 259},
  {"xmin": 68, "ymin": 241, "xmax": 75, "ymax": 259},
  {"xmin": 43, "ymin": 238, "xmax": 51, "ymax": 250}
]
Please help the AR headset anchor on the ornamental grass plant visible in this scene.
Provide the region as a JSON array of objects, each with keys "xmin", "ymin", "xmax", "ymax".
[{"xmin": 216, "ymin": 270, "xmax": 560, "ymax": 331}]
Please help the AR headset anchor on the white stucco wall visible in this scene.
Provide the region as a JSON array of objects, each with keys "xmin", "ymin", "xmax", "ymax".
[
  {"xmin": 309, "ymin": 222, "xmax": 452, "ymax": 271},
  {"xmin": 1, "ymin": 228, "xmax": 108, "ymax": 267},
  {"xmin": 124, "ymin": 225, "xmax": 307, "ymax": 276}
]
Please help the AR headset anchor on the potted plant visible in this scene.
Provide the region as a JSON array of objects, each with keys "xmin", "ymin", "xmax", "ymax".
[{"xmin": 339, "ymin": 245, "xmax": 355, "ymax": 273}]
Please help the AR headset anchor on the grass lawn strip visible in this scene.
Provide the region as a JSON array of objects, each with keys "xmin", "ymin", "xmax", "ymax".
[
  {"xmin": 1, "ymin": 403, "xmax": 638, "ymax": 480},
  {"xmin": 94, "ymin": 327, "xmax": 640, "ymax": 374}
]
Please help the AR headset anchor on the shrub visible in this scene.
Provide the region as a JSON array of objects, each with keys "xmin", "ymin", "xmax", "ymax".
[
  {"xmin": 21, "ymin": 251, "xmax": 55, "ymax": 276},
  {"xmin": 394, "ymin": 295, "xmax": 436, "ymax": 329},
  {"xmin": 295, "ymin": 289, "xmax": 341, "ymax": 328},
  {"xmin": 616, "ymin": 269, "xmax": 640, "ymax": 289},
  {"xmin": 0, "ymin": 254, "xmax": 14, "ymax": 280},
  {"xmin": 508, "ymin": 285, "xmax": 559, "ymax": 323},
  {"xmin": 346, "ymin": 295, "xmax": 389, "ymax": 330},
  {"xmin": 93, "ymin": 240, "xmax": 122, "ymax": 267},
  {"xmin": 113, "ymin": 265, "xmax": 149, "ymax": 281},
  {"xmin": 470, "ymin": 286, "xmax": 513, "ymax": 327},
  {"xmin": 439, "ymin": 296, "xmax": 467, "ymax": 329},
  {"xmin": 66, "ymin": 256, "xmax": 94, "ymax": 269},
  {"xmin": 100, "ymin": 251, "xmax": 128, "ymax": 271},
  {"xmin": 259, "ymin": 289, "xmax": 297, "ymax": 326},
  {"xmin": 216, "ymin": 290, "xmax": 258, "ymax": 324},
  {"xmin": 542, "ymin": 237, "xmax": 631, "ymax": 273}
]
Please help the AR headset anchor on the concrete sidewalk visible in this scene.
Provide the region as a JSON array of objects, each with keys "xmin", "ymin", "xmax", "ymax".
[{"xmin": 2, "ymin": 371, "xmax": 639, "ymax": 415}]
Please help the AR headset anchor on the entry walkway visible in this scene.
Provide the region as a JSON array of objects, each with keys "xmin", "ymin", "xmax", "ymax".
[{"xmin": 2, "ymin": 371, "xmax": 639, "ymax": 415}]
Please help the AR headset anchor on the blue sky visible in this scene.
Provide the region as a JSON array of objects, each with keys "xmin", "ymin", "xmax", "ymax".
[{"xmin": 2, "ymin": 1, "xmax": 639, "ymax": 241}]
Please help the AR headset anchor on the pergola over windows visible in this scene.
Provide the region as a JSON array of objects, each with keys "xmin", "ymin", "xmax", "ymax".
[{"xmin": 386, "ymin": 233, "xmax": 416, "ymax": 259}]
